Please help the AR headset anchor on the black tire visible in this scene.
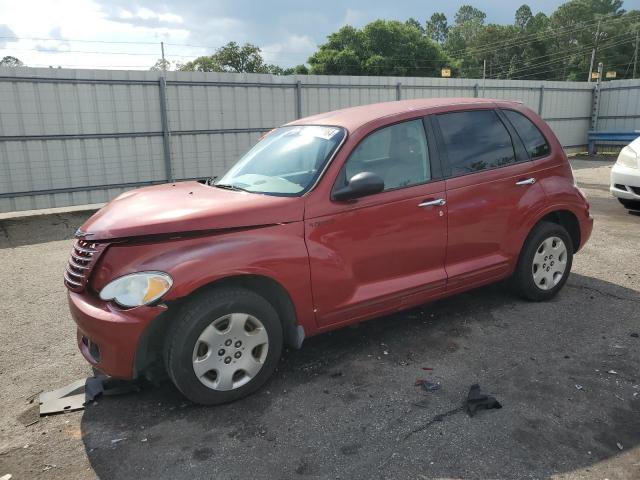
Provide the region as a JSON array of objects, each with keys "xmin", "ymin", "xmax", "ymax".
[
  {"xmin": 618, "ymin": 198, "xmax": 640, "ymax": 210},
  {"xmin": 165, "ymin": 287, "xmax": 283, "ymax": 405},
  {"xmin": 512, "ymin": 221, "xmax": 574, "ymax": 302}
]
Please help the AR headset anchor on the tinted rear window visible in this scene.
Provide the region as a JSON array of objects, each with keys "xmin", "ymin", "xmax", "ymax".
[
  {"xmin": 503, "ymin": 109, "xmax": 550, "ymax": 158},
  {"xmin": 436, "ymin": 110, "xmax": 516, "ymax": 176}
]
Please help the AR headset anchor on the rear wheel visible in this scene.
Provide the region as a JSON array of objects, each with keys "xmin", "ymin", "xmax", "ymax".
[
  {"xmin": 165, "ymin": 287, "xmax": 282, "ymax": 405},
  {"xmin": 618, "ymin": 198, "xmax": 640, "ymax": 210},
  {"xmin": 512, "ymin": 221, "xmax": 573, "ymax": 301}
]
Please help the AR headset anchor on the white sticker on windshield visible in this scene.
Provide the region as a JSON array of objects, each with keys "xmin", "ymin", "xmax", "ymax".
[
  {"xmin": 284, "ymin": 126, "xmax": 341, "ymax": 140},
  {"xmin": 307, "ymin": 126, "xmax": 341, "ymax": 140}
]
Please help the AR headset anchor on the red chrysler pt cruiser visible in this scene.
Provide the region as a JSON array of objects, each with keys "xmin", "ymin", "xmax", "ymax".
[{"xmin": 65, "ymin": 98, "xmax": 593, "ymax": 405}]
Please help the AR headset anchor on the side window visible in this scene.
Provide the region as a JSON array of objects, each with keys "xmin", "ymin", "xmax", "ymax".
[
  {"xmin": 436, "ymin": 110, "xmax": 516, "ymax": 176},
  {"xmin": 343, "ymin": 119, "xmax": 430, "ymax": 191},
  {"xmin": 503, "ymin": 109, "xmax": 550, "ymax": 158}
]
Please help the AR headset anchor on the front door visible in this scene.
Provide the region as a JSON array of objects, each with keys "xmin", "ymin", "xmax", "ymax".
[{"xmin": 305, "ymin": 118, "xmax": 448, "ymax": 327}]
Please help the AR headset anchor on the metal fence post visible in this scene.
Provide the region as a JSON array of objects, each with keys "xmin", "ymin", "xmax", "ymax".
[
  {"xmin": 295, "ymin": 81, "xmax": 302, "ymax": 119},
  {"xmin": 590, "ymin": 62, "xmax": 603, "ymax": 133},
  {"xmin": 538, "ymin": 84, "xmax": 545, "ymax": 115},
  {"xmin": 396, "ymin": 82, "xmax": 402, "ymax": 100},
  {"xmin": 474, "ymin": 83, "xmax": 479, "ymax": 98},
  {"xmin": 158, "ymin": 76, "xmax": 173, "ymax": 182}
]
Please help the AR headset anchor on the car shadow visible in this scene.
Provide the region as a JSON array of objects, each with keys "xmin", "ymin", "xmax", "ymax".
[{"xmin": 80, "ymin": 273, "xmax": 640, "ymax": 479}]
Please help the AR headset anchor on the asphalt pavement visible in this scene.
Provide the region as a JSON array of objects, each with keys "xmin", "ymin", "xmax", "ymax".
[{"xmin": 0, "ymin": 157, "xmax": 638, "ymax": 480}]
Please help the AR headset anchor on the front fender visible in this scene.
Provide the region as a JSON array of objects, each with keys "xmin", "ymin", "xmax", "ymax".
[{"xmin": 90, "ymin": 222, "xmax": 316, "ymax": 334}]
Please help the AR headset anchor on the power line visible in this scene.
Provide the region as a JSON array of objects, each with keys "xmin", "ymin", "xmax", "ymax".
[
  {"xmin": 485, "ymin": 29, "xmax": 637, "ymax": 79},
  {"xmin": 445, "ymin": 11, "xmax": 636, "ymax": 59},
  {"xmin": 0, "ymin": 36, "xmax": 160, "ymax": 45},
  {"xmin": 3, "ymin": 11, "xmax": 637, "ymax": 65},
  {"xmin": 500, "ymin": 40, "xmax": 637, "ymax": 80}
]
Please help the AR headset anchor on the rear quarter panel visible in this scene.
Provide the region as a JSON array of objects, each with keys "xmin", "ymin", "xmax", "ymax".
[{"xmin": 494, "ymin": 101, "xmax": 592, "ymax": 253}]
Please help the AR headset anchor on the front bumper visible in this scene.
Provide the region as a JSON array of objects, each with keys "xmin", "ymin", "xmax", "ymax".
[
  {"xmin": 610, "ymin": 163, "xmax": 640, "ymax": 201},
  {"xmin": 68, "ymin": 291, "xmax": 166, "ymax": 379}
]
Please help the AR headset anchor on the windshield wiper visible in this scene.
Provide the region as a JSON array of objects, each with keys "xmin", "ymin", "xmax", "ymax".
[{"xmin": 214, "ymin": 183, "xmax": 250, "ymax": 192}]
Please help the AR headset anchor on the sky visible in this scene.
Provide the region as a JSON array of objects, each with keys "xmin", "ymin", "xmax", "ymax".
[{"xmin": 1, "ymin": 0, "xmax": 640, "ymax": 70}]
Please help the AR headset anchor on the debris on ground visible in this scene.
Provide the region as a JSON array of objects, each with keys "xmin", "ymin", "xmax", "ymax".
[
  {"xmin": 607, "ymin": 370, "xmax": 619, "ymax": 375},
  {"xmin": 1, "ymin": 474, "xmax": 13, "ymax": 480},
  {"xmin": 465, "ymin": 384, "xmax": 502, "ymax": 417},
  {"xmin": 421, "ymin": 367, "xmax": 433, "ymax": 371},
  {"xmin": 617, "ymin": 442, "xmax": 624, "ymax": 450},
  {"xmin": 575, "ymin": 384, "xmax": 584, "ymax": 390},
  {"xmin": 415, "ymin": 378, "xmax": 441, "ymax": 392},
  {"xmin": 422, "ymin": 381, "xmax": 441, "ymax": 392},
  {"xmin": 39, "ymin": 375, "xmax": 140, "ymax": 416},
  {"xmin": 111, "ymin": 438, "xmax": 126, "ymax": 445},
  {"xmin": 630, "ymin": 333, "xmax": 638, "ymax": 338}
]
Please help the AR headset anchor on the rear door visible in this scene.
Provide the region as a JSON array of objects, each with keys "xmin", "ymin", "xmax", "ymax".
[
  {"xmin": 432, "ymin": 108, "xmax": 547, "ymax": 293},
  {"xmin": 305, "ymin": 118, "xmax": 448, "ymax": 327}
]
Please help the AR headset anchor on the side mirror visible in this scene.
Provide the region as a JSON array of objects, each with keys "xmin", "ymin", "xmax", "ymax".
[{"xmin": 333, "ymin": 171, "xmax": 385, "ymax": 201}]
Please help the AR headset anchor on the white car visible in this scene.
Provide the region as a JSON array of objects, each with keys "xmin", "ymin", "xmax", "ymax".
[{"xmin": 611, "ymin": 136, "xmax": 640, "ymax": 211}]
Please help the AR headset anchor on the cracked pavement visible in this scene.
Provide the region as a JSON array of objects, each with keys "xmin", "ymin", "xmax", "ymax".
[{"xmin": 0, "ymin": 157, "xmax": 639, "ymax": 479}]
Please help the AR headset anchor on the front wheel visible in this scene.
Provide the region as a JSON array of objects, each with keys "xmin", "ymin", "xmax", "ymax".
[
  {"xmin": 165, "ymin": 287, "xmax": 283, "ymax": 405},
  {"xmin": 512, "ymin": 222, "xmax": 573, "ymax": 301}
]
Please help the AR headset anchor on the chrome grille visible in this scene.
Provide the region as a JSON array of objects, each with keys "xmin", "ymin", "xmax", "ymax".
[{"xmin": 64, "ymin": 239, "xmax": 106, "ymax": 292}]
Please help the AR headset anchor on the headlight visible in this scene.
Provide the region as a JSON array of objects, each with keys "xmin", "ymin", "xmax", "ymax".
[
  {"xmin": 617, "ymin": 146, "xmax": 638, "ymax": 169},
  {"xmin": 99, "ymin": 272, "xmax": 172, "ymax": 308}
]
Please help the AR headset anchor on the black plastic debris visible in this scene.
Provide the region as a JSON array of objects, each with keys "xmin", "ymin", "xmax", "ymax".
[{"xmin": 465, "ymin": 383, "xmax": 502, "ymax": 417}]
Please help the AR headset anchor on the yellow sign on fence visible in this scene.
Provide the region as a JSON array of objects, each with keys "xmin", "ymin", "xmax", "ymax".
[
  {"xmin": 605, "ymin": 71, "xmax": 617, "ymax": 79},
  {"xmin": 441, "ymin": 68, "xmax": 451, "ymax": 78}
]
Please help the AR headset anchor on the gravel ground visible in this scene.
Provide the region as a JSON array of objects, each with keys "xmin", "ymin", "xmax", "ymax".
[{"xmin": 0, "ymin": 157, "xmax": 638, "ymax": 480}]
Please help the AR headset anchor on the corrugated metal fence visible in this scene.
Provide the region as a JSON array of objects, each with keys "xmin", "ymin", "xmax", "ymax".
[{"xmin": 0, "ymin": 67, "xmax": 638, "ymax": 213}]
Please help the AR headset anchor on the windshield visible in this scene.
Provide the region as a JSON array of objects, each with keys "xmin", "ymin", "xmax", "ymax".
[{"xmin": 216, "ymin": 125, "xmax": 346, "ymax": 196}]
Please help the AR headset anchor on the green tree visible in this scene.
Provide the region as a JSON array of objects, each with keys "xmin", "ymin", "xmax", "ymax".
[
  {"xmin": 515, "ymin": 5, "xmax": 533, "ymax": 30},
  {"xmin": 454, "ymin": 5, "xmax": 487, "ymax": 26},
  {"xmin": 426, "ymin": 13, "xmax": 449, "ymax": 44},
  {"xmin": 150, "ymin": 58, "xmax": 172, "ymax": 72},
  {"xmin": 308, "ymin": 20, "xmax": 450, "ymax": 76},
  {"xmin": 544, "ymin": 0, "xmax": 629, "ymax": 81},
  {"xmin": 405, "ymin": 17, "xmax": 425, "ymax": 34},
  {"xmin": 0, "ymin": 56, "xmax": 23, "ymax": 67},
  {"xmin": 282, "ymin": 64, "xmax": 310, "ymax": 75},
  {"xmin": 444, "ymin": 5, "xmax": 489, "ymax": 77},
  {"xmin": 180, "ymin": 42, "xmax": 271, "ymax": 73}
]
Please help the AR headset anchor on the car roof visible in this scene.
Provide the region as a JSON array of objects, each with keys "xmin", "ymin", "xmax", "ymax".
[{"xmin": 286, "ymin": 97, "xmax": 511, "ymax": 132}]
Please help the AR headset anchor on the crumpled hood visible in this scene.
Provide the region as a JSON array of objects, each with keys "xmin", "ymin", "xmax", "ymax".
[{"xmin": 79, "ymin": 181, "xmax": 304, "ymax": 241}]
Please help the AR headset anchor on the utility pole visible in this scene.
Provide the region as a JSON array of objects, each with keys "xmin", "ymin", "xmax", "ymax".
[
  {"xmin": 588, "ymin": 19, "xmax": 601, "ymax": 82},
  {"xmin": 634, "ymin": 29, "xmax": 639, "ymax": 79},
  {"xmin": 588, "ymin": 48, "xmax": 596, "ymax": 82},
  {"xmin": 161, "ymin": 41, "xmax": 167, "ymax": 74},
  {"xmin": 482, "ymin": 59, "xmax": 486, "ymax": 97}
]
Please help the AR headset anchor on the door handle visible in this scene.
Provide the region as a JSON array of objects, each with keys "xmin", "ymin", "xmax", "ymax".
[
  {"xmin": 418, "ymin": 198, "xmax": 446, "ymax": 207},
  {"xmin": 516, "ymin": 177, "xmax": 536, "ymax": 185}
]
